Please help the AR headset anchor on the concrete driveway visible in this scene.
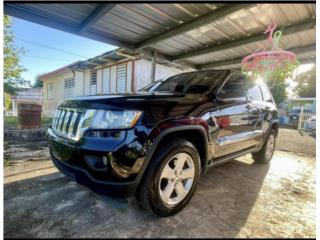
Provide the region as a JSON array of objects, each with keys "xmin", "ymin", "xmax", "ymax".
[{"xmin": 4, "ymin": 129, "xmax": 316, "ymax": 238}]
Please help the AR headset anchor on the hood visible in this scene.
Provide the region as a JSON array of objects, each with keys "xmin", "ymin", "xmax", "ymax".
[{"xmin": 59, "ymin": 92, "xmax": 216, "ymax": 125}]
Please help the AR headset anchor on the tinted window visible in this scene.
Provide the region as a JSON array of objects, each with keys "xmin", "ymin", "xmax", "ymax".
[
  {"xmin": 218, "ymin": 74, "xmax": 250, "ymax": 100},
  {"xmin": 247, "ymin": 85, "xmax": 263, "ymax": 102},
  {"xmin": 260, "ymin": 84, "xmax": 273, "ymax": 102},
  {"xmin": 152, "ymin": 70, "xmax": 229, "ymax": 94}
]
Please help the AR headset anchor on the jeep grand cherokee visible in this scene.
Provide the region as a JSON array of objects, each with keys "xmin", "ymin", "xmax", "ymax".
[{"xmin": 48, "ymin": 70, "xmax": 278, "ymax": 216}]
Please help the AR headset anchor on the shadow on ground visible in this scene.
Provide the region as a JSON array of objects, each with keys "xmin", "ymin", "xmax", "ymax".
[{"xmin": 4, "ymin": 157, "xmax": 269, "ymax": 238}]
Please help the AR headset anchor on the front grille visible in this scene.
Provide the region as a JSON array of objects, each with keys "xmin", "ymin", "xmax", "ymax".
[{"xmin": 52, "ymin": 108, "xmax": 96, "ymax": 141}]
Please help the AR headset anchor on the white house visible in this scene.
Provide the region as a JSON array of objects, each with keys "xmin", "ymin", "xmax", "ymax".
[{"xmin": 40, "ymin": 48, "xmax": 190, "ymax": 117}]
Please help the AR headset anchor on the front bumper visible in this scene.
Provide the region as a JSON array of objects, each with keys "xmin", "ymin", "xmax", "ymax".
[
  {"xmin": 47, "ymin": 126, "xmax": 151, "ymax": 197},
  {"xmin": 51, "ymin": 152, "xmax": 137, "ymax": 197}
]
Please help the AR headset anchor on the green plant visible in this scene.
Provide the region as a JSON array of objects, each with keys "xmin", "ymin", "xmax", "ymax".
[
  {"xmin": 4, "ymin": 15, "xmax": 28, "ymax": 94},
  {"xmin": 4, "ymin": 158, "xmax": 11, "ymax": 167},
  {"xmin": 4, "ymin": 92, "xmax": 12, "ymax": 110},
  {"xmin": 294, "ymin": 65, "xmax": 316, "ymax": 98}
]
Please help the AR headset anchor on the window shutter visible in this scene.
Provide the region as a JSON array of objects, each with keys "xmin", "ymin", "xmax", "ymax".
[
  {"xmin": 117, "ymin": 63, "xmax": 127, "ymax": 93},
  {"xmin": 90, "ymin": 71, "xmax": 97, "ymax": 95},
  {"xmin": 64, "ymin": 78, "xmax": 75, "ymax": 98}
]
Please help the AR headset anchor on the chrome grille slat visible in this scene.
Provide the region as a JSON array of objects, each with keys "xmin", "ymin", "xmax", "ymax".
[
  {"xmin": 56, "ymin": 110, "xmax": 65, "ymax": 131},
  {"xmin": 67, "ymin": 111, "xmax": 78, "ymax": 138},
  {"xmin": 65, "ymin": 111, "xmax": 74, "ymax": 133},
  {"xmin": 72, "ymin": 112, "xmax": 83, "ymax": 136},
  {"xmin": 55, "ymin": 110, "xmax": 63, "ymax": 129},
  {"xmin": 61, "ymin": 111, "xmax": 71, "ymax": 136},
  {"xmin": 59, "ymin": 110, "xmax": 67, "ymax": 132},
  {"xmin": 52, "ymin": 107, "xmax": 95, "ymax": 141},
  {"xmin": 52, "ymin": 110, "xmax": 59, "ymax": 128}
]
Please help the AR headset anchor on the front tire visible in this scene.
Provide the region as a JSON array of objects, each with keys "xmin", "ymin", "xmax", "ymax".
[
  {"xmin": 136, "ymin": 138, "xmax": 201, "ymax": 217},
  {"xmin": 252, "ymin": 130, "xmax": 276, "ymax": 164}
]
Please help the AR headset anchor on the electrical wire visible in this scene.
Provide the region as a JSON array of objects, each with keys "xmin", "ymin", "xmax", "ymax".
[
  {"xmin": 15, "ymin": 36, "xmax": 89, "ymax": 59},
  {"xmin": 24, "ymin": 55, "xmax": 74, "ymax": 62}
]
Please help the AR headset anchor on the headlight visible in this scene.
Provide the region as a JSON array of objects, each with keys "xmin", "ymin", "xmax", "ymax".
[{"xmin": 91, "ymin": 110, "xmax": 142, "ymax": 129}]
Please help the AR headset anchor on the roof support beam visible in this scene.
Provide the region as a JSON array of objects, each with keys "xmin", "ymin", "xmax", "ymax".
[
  {"xmin": 172, "ymin": 18, "xmax": 316, "ymax": 61},
  {"xmin": 135, "ymin": 4, "xmax": 254, "ymax": 49},
  {"xmin": 4, "ymin": 3, "xmax": 133, "ymax": 49},
  {"xmin": 78, "ymin": 4, "xmax": 116, "ymax": 34},
  {"xmin": 138, "ymin": 49, "xmax": 196, "ymax": 70},
  {"xmin": 3, "ymin": 3, "xmax": 197, "ymax": 70},
  {"xmin": 198, "ymin": 43, "xmax": 316, "ymax": 70}
]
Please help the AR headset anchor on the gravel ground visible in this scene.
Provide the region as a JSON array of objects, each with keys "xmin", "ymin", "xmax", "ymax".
[{"xmin": 4, "ymin": 128, "xmax": 316, "ymax": 238}]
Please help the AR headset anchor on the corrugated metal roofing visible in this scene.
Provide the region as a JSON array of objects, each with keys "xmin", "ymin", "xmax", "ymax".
[{"xmin": 4, "ymin": 3, "xmax": 316, "ymax": 70}]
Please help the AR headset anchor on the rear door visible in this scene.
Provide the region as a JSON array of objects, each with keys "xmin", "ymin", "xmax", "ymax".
[
  {"xmin": 259, "ymin": 83, "xmax": 276, "ymax": 135},
  {"xmin": 246, "ymin": 83, "xmax": 265, "ymax": 145}
]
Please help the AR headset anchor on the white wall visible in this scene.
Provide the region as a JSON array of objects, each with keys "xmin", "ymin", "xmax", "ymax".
[
  {"xmin": 42, "ymin": 59, "xmax": 185, "ymax": 117},
  {"xmin": 134, "ymin": 59, "xmax": 184, "ymax": 90},
  {"xmin": 43, "ymin": 70, "xmax": 74, "ymax": 117}
]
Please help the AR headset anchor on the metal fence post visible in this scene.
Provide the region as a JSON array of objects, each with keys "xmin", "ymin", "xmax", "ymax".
[{"xmin": 298, "ymin": 106, "xmax": 304, "ymax": 129}]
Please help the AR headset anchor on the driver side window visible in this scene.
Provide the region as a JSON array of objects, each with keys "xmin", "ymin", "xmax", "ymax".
[{"xmin": 218, "ymin": 74, "xmax": 250, "ymax": 100}]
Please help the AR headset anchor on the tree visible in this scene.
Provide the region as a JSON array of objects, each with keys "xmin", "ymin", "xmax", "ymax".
[
  {"xmin": 264, "ymin": 72, "xmax": 288, "ymax": 106},
  {"xmin": 4, "ymin": 15, "xmax": 28, "ymax": 94},
  {"xmin": 269, "ymin": 80, "xmax": 287, "ymax": 105},
  {"xmin": 33, "ymin": 74, "xmax": 43, "ymax": 88},
  {"xmin": 294, "ymin": 65, "xmax": 316, "ymax": 98},
  {"xmin": 4, "ymin": 93, "xmax": 12, "ymax": 111}
]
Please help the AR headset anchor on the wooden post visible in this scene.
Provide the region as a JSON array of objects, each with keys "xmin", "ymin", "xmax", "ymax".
[{"xmin": 151, "ymin": 51, "xmax": 157, "ymax": 83}]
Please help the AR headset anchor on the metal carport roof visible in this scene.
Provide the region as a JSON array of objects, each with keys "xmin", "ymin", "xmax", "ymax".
[{"xmin": 4, "ymin": 3, "xmax": 316, "ymax": 70}]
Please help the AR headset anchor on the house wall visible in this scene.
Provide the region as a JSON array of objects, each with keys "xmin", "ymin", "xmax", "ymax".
[
  {"xmin": 42, "ymin": 59, "xmax": 185, "ymax": 117},
  {"xmin": 42, "ymin": 70, "xmax": 74, "ymax": 117},
  {"xmin": 134, "ymin": 59, "xmax": 183, "ymax": 90}
]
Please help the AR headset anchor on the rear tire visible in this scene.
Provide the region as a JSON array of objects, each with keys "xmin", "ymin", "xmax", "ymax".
[
  {"xmin": 252, "ymin": 130, "xmax": 276, "ymax": 164},
  {"xmin": 136, "ymin": 138, "xmax": 201, "ymax": 217}
]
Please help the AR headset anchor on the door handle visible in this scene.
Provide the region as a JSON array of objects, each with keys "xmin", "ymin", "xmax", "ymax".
[{"xmin": 245, "ymin": 104, "xmax": 253, "ymax": 109}]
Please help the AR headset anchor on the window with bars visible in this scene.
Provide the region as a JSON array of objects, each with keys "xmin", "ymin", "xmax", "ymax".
[
  {"xmin": 64, "ymin": 78, "xmax": 75, "ymax": 98},
  {"xmin": 90, "ymin": 70, "xmax": 97, "ymax": 95},
  {"xmin": 47, "ymin": 82, "xmax": 53, "ymax": 99},
  {"xmin": 117, "ymin": 63, "xmax": 127, "ymax": 92}
]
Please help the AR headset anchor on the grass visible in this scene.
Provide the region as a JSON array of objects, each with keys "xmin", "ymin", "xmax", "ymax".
[
  {"xmin": 4, "ymin": 158, "xmax": 11, "ymax": 167},
  {"xmin": 4, "ymin": 116, "xmax": 53, "ymax": 129}
]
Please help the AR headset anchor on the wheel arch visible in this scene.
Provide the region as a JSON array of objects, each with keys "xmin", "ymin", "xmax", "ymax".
[{"xmin": 133, "ymin": 126, "xmax": 210, "ymax": 194}]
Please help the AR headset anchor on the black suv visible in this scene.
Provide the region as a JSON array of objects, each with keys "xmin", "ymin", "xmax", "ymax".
[{"xmin": 48, "ymin": 70, "xmax": 278, "ymax": 216}]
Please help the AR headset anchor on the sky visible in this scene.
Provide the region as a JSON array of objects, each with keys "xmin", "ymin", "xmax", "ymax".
[{"xmin": 11, "ymin": 17, "xmax": 117, "ymax": 85}]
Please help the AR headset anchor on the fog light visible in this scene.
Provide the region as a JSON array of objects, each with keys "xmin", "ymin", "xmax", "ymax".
[{"xmin": 84, "ymin": 155, "xmax": 108, "ymax": 171}]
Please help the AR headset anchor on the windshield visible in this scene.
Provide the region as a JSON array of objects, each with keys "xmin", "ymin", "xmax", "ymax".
[
  {"xmin": 138, "ymin": 79, "xmax": 163, "ymax": 92},
  {"xmin": 146, "ymin": 70, "xmax": 229, "ymax": 94}
]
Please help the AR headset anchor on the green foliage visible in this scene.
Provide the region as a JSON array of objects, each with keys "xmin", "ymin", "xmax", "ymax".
[
  {"xmin": 4, "ymin": 158, "xmax": 11, "ymax": 167},
  {"xmin": 4, "ymin": 92, "xmax": 12, "ymax": 110},
  {"xmin": 33, "ymin": 74, "xmax": 43, "ymax": 88},
  {"xmin": 269, "ymin": 81, "xmax": 287, "ymax": 105},
  {"xmin": 294, "ymin": 65, "xmax": 316, "ymax": 98},
  {"xmin": 4, "ymin": 15, "xmax": 28, "ymax": 94},
  {"xmin": 258, "ymin": 70, "xmax": 288, "ymax": 106}
]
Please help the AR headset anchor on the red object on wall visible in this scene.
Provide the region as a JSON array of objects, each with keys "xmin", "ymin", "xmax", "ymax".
[{"xmin": 217, "ymin": 117, "xmax": 230, "ymax": 128}]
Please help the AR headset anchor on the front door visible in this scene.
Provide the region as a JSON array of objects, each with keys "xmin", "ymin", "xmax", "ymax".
[{"xmin": 212, "ymin": 74, "xmax": 260, "ymax": 158}]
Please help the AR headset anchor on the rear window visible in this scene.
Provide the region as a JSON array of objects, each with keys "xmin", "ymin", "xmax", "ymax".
[
  {"xmin": 260, "ymin": 84, "xmax": 273, "ymax": 103},
  {"xmin": 247, "ymin": 85, "xmax": 263, "ymax": 102},
  {"xmin": 218, "ymin": 74, "xmax": 250, "ymax": 100}
]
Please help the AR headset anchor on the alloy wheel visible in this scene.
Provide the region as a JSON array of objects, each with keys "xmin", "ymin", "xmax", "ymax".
[{"xmin": 158, "ymin": 152, "xmax": 195, "ymax": 206}]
